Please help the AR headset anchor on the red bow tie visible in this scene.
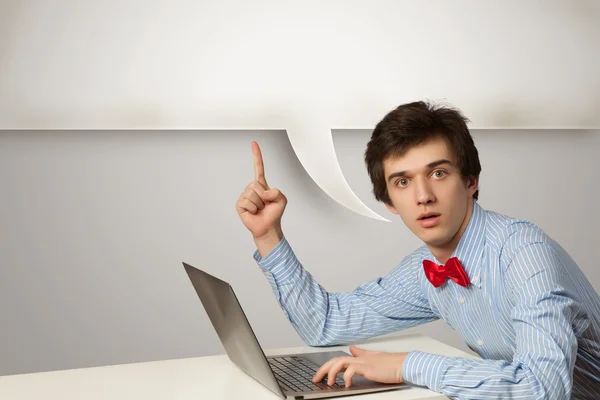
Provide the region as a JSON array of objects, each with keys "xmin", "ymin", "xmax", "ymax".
[{"xmin": 423, "ymin": 257, "xmax": 471, "ymax": 288}]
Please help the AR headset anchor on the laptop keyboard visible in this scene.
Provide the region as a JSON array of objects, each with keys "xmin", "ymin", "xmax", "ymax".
[{"xmin": 268, "ymin": 356, "xmax": 345, "ymax": 392}]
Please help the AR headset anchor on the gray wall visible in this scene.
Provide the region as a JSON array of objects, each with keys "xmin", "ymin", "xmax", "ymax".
[{"xmin": 1, "ymin": 129, "xmax": 599, "ymax": 376}]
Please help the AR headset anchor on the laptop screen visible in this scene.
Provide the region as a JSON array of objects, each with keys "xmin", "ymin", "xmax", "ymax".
[{"xmin": 183, "ymin": 263, "xmax": 284, "ymax": 398}]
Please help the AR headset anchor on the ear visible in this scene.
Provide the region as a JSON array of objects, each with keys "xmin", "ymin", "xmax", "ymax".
[
  {"xmin": 385, "ymin": 202, "xmax": 399, "ymax": 215},
  {"xmin": 466, "ymin": 176, "xmax": 479, "ymax": 196}
]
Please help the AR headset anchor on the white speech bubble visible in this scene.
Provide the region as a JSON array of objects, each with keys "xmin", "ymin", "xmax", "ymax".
[{"xmin": 1, "ymin": 1, "xmax": 598, "ymax": 221}]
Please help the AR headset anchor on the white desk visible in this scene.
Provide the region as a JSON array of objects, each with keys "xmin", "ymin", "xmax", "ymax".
[{"xmin": 0, "ymin": 334, "xmax": 479, "ymax": 399}]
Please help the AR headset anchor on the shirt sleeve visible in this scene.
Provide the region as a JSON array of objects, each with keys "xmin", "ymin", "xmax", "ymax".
[
  {"xmin": 254, "ymin": 236, "xmax": 438, "ymax": 346},
  {"xmin": 402, "ymin": 242, "xmax": 589, "ymax": 400}
]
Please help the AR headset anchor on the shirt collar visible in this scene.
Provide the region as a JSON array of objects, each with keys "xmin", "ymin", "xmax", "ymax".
[{"xmin": 425, "ymin": 199, "xmax": 487, "ymax": 288}]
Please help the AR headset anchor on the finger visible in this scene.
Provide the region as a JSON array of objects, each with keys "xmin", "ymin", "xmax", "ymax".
[
  {"xmin": 263, "ymin": 188, "xmax": 285, "ymax": 204},
  {"xmin": 343, "ymin": 364, "xmax": 360, "ymax": 388},
  {"xmin": 243, "ymin": 188, "xmax": 266, "ymax": 210},
  {"xmin": 312, "ymin": 358, "xmax": 339, "ymax": 383},
  {"xmin": 252, "ymin": 141, "xmax": 269, "ymax": 189},
  {"xmin": 248, "ymin": 181, "xmax": 271, "ymax": 204},
  {"xmin": 327, "ymin": 359, "xmax": 351, "ymax": 386},
  {"xmin": 313, "ymin": 356, "xmax": 349, "ymax": 383},
  {"xmin": 237, "ymin": 198, "xmax": 258, "ymax": 214},
  {"xmin": 349, "ymin": 345, "xmax": 380, "ymax": 357},
  {"xmin": 249, "ymin": 179, "xmax": 268, "ymax": 192},
  {"xmin": 349, "ymin": 346, "xmax": 365, "ymax": 357}
]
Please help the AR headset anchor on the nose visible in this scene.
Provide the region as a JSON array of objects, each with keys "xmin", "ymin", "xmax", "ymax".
[{"xmin": 415, "ymin": 177, "xmax": 435, "ymax": 205}]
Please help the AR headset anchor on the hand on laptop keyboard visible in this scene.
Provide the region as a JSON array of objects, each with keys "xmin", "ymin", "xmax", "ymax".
[{"xmin": 312, "ymin": 345, "xmax": 408, "ymax": 388}]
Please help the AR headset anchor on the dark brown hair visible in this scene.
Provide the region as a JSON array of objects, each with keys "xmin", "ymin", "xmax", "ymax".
[{"xmin": 364, "ymin": 100, "xmax": 481, "ymax": 206}]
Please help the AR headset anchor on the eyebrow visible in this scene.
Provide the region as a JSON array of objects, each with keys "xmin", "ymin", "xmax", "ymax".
[{"xmin": 387, "ymin": 159, "xmax": 454, "ymax": 183}]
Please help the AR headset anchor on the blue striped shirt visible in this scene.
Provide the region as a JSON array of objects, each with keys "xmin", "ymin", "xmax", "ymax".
[{"xmin": 253, "ymin": 200, "xmax": 600, "ymax": 399}]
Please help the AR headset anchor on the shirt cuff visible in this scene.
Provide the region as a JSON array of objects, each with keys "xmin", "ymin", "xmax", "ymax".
[
  {"xmin": 402, "ymin": 351, "xmax": 449, "ymax": 393},
  {"xmin": 252, "ymin": 236, "xmax": 301, "ymax": 284}
]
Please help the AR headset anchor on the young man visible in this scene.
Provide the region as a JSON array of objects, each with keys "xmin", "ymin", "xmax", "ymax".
[{"xmin": 235, "ymin": 101, "xmax": 600, "ymax": 399}]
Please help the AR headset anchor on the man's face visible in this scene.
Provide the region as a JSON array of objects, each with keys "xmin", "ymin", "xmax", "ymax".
[{"xmin": 383, "ymin": 137, "xmax": 478, "ymax": 248}]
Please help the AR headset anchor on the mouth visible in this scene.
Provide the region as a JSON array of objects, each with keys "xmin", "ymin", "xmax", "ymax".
[
  {"xmin": 418, "ymin": 213, "xmax": 441, "ymax": 221},
  {"xmin": 417, "ymin": 213, "xmax": 441, "ymax": 228}
]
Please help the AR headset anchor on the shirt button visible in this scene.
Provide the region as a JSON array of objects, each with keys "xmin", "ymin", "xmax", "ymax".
[
  {"xmin": 477, "ymin": 339, "xmax": 484, "ymax": 346},
  {"xmin": 458, "ymin": 297, "xmax": 465, "ymax": 304},
  {"xmin": 472, "ymin": 276, "xmax": 479, "ymax": 283},
  {"xmin": 264, "ymin": 270, "xmax": 272, "ymax": 277}
]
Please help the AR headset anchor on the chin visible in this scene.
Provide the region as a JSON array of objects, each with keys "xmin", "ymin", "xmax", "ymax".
[{"xmin": 419, "ymin": 230, "xmax": 450, "ymax": 247}]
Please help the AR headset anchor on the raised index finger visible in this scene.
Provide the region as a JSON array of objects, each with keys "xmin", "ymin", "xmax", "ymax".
[{"xmin": 251, "ymin": 141, "xmax": 269, "ymax": 188}]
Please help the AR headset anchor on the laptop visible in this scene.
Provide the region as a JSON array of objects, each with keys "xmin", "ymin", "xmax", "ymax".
[{"xmin": 183, "ymin": 263, "xmax": 406, "ymax": 399}]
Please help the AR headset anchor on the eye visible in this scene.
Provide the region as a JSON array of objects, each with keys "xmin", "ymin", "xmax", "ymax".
[
  {"xmin": 396, "ymin": 178, "xmax": 409, "ymax": 187},
  {"xmin": 432, "ymin": 170, "xmax": 447, "ymax": 179}
]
